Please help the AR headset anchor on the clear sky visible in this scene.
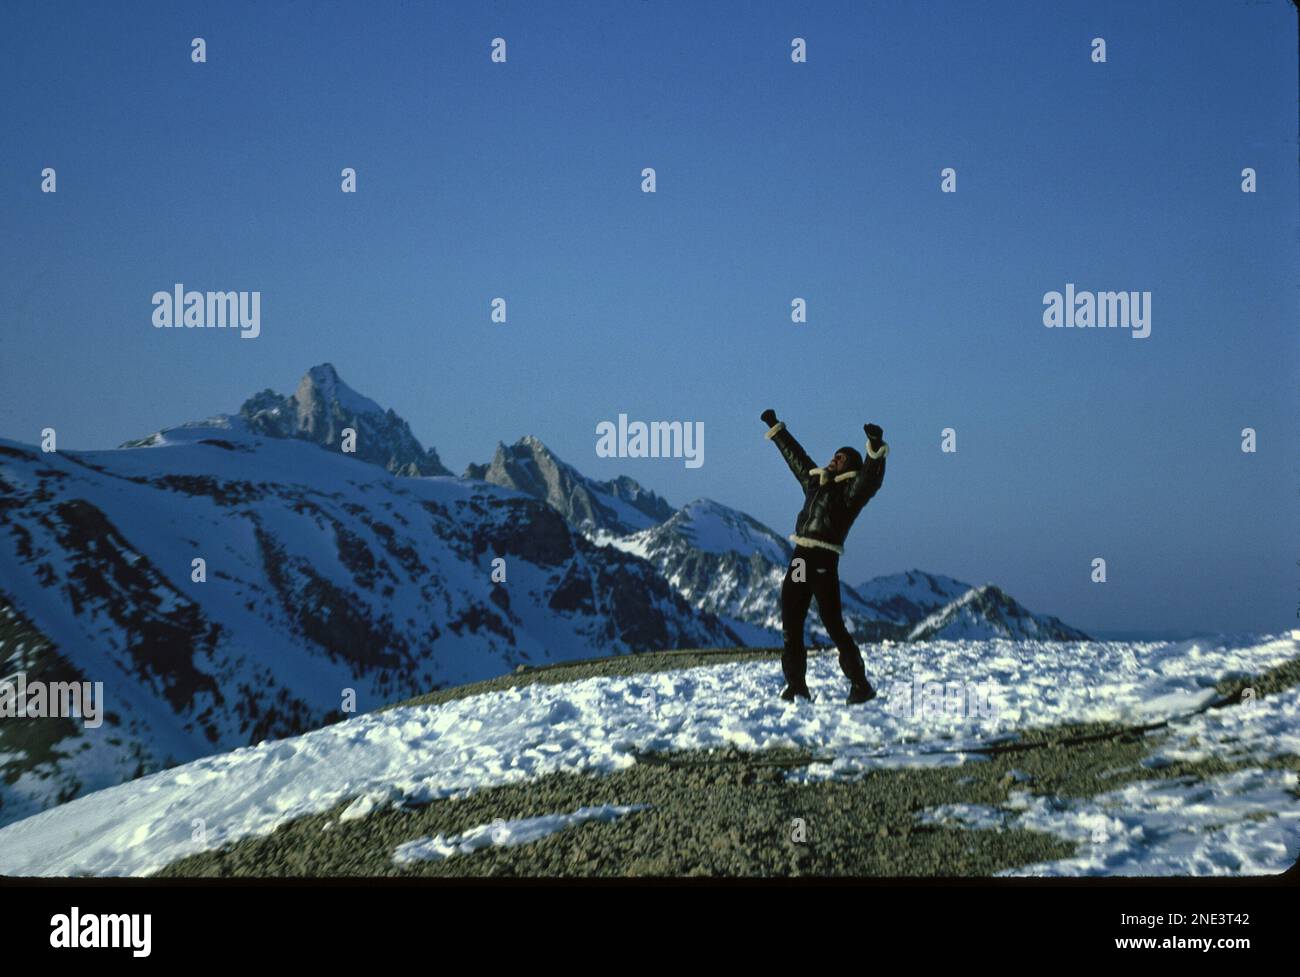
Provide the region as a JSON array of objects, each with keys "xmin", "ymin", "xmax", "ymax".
[{"xmin": 2, "ymin": 0, "xmax": 1297, "ymax": 635}]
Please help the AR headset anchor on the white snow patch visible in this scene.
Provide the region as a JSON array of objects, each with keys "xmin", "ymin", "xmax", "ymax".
[{"xmin": 392, "ymin": 804, "xmax": 650, "ymax": 864}]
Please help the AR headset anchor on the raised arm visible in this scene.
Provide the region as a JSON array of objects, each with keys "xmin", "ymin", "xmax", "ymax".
[
  {"xmin": 760, "ymin": 409, "xmax": 815, "ymax": 490},
  {"xmin": 845, "ymin": 422, "xmax": 888, "ymax": 509}
]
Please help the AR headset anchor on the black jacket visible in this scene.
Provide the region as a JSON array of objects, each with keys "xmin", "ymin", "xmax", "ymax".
[{"xmin": 765, "ymin": 421, "xmax": 887, "ymax": 555}]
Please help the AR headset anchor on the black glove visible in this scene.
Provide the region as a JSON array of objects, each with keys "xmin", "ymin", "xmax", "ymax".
[
  {"xmin": 761, "ymin": 409, "xmax": 778, "ymax": 427},
  {"xmin": 864, "ymin": 423, "xmax": 883, "ymax": 445}
]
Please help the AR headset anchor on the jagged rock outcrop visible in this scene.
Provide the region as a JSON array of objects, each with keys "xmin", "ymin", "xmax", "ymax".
[
  {"xmin": 465, "ymin": 436, "xmax": 673, "ymax": 538},
  {"xmin": 237, "ymin": 363, "xmax": 451, "ymax": 476}
]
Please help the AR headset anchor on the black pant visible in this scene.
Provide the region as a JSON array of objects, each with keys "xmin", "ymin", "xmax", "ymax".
[{"xmin": 781, "ymin": 546, "xmax": 868, "ymax": 689}]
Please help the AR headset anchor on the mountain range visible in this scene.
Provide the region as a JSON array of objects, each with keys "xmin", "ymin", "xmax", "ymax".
[
  {"xmin": 474, "ymin": 434, "xmax": 1085, "ymax": 644},
  {"xmin": 0, "ymin": 363, "xmax": 1086, "ymax": 826}
]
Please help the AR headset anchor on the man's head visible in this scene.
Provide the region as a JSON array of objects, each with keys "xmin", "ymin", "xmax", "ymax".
[{"xmin": 825, "ymin": 445, "xmax": 863, "ymax": 475}]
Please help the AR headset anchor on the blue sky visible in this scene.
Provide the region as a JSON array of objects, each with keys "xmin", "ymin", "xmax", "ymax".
[{"xmin": 2, "ymin": 0, "xmax": 1296, "ymax": 635}]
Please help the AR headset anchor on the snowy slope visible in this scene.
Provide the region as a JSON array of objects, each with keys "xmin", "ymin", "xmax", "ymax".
[
  {"xmin": 0, "ymin": 425, "xmax": 736, "ymax": 826},
  {"xmin": 1, "ymin": 632, "xmax": 1294, "ymax": 877}
]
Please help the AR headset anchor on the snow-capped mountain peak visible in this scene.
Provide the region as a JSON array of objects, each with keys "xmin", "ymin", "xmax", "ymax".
[
  {"xmin": 654, "ymin": 498, "xmax": 792, "ymax": 565},
  {"xmin": 122, "ymin": 363, "xmax": 451, "ymax": 478},
  {"xmin": 237, "ymin": 363, "xmax": 451, "ymax": 477},
  {"xmin": 294, "ymin": 362, "xmax": 386, "ymax": 421},
  {"xmin": 853, "ymin": 569, "xmax": 974, "ymax": 626},
  {"xmin": 907, "ymin": 584, "xmax": 1090, "ymax": 641}
]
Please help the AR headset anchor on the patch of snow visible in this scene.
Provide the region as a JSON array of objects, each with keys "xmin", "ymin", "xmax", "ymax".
[{"xmin": 392, "ymin": 804, "xmax": 650, "ymax": 863}]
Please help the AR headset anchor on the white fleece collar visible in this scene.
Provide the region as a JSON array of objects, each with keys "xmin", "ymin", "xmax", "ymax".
[{"xmin": 808, "ymin": 468, "xmax": 858, "ymax": 485}]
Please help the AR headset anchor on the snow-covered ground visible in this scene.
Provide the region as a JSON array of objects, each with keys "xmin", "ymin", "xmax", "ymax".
[
  {"xmin": 918, "ymin": 669, "xmax": 1300, "ymax": 876},
  {"xmin": 919, "ymin": 762, "xmax": 1300, "ymax": 876},
  {"xmin": 0, "ymin": 633, "xmax": 1295, "ymax": 877}
]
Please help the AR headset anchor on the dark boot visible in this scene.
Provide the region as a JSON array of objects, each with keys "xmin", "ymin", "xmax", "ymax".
[
  {"xmin": 780, "ymin": 683, "xmax": 811, "ymax": 702},
  {"xmin": 847, "ymin": 679, "xmax": 876, "ymax": 705}
]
